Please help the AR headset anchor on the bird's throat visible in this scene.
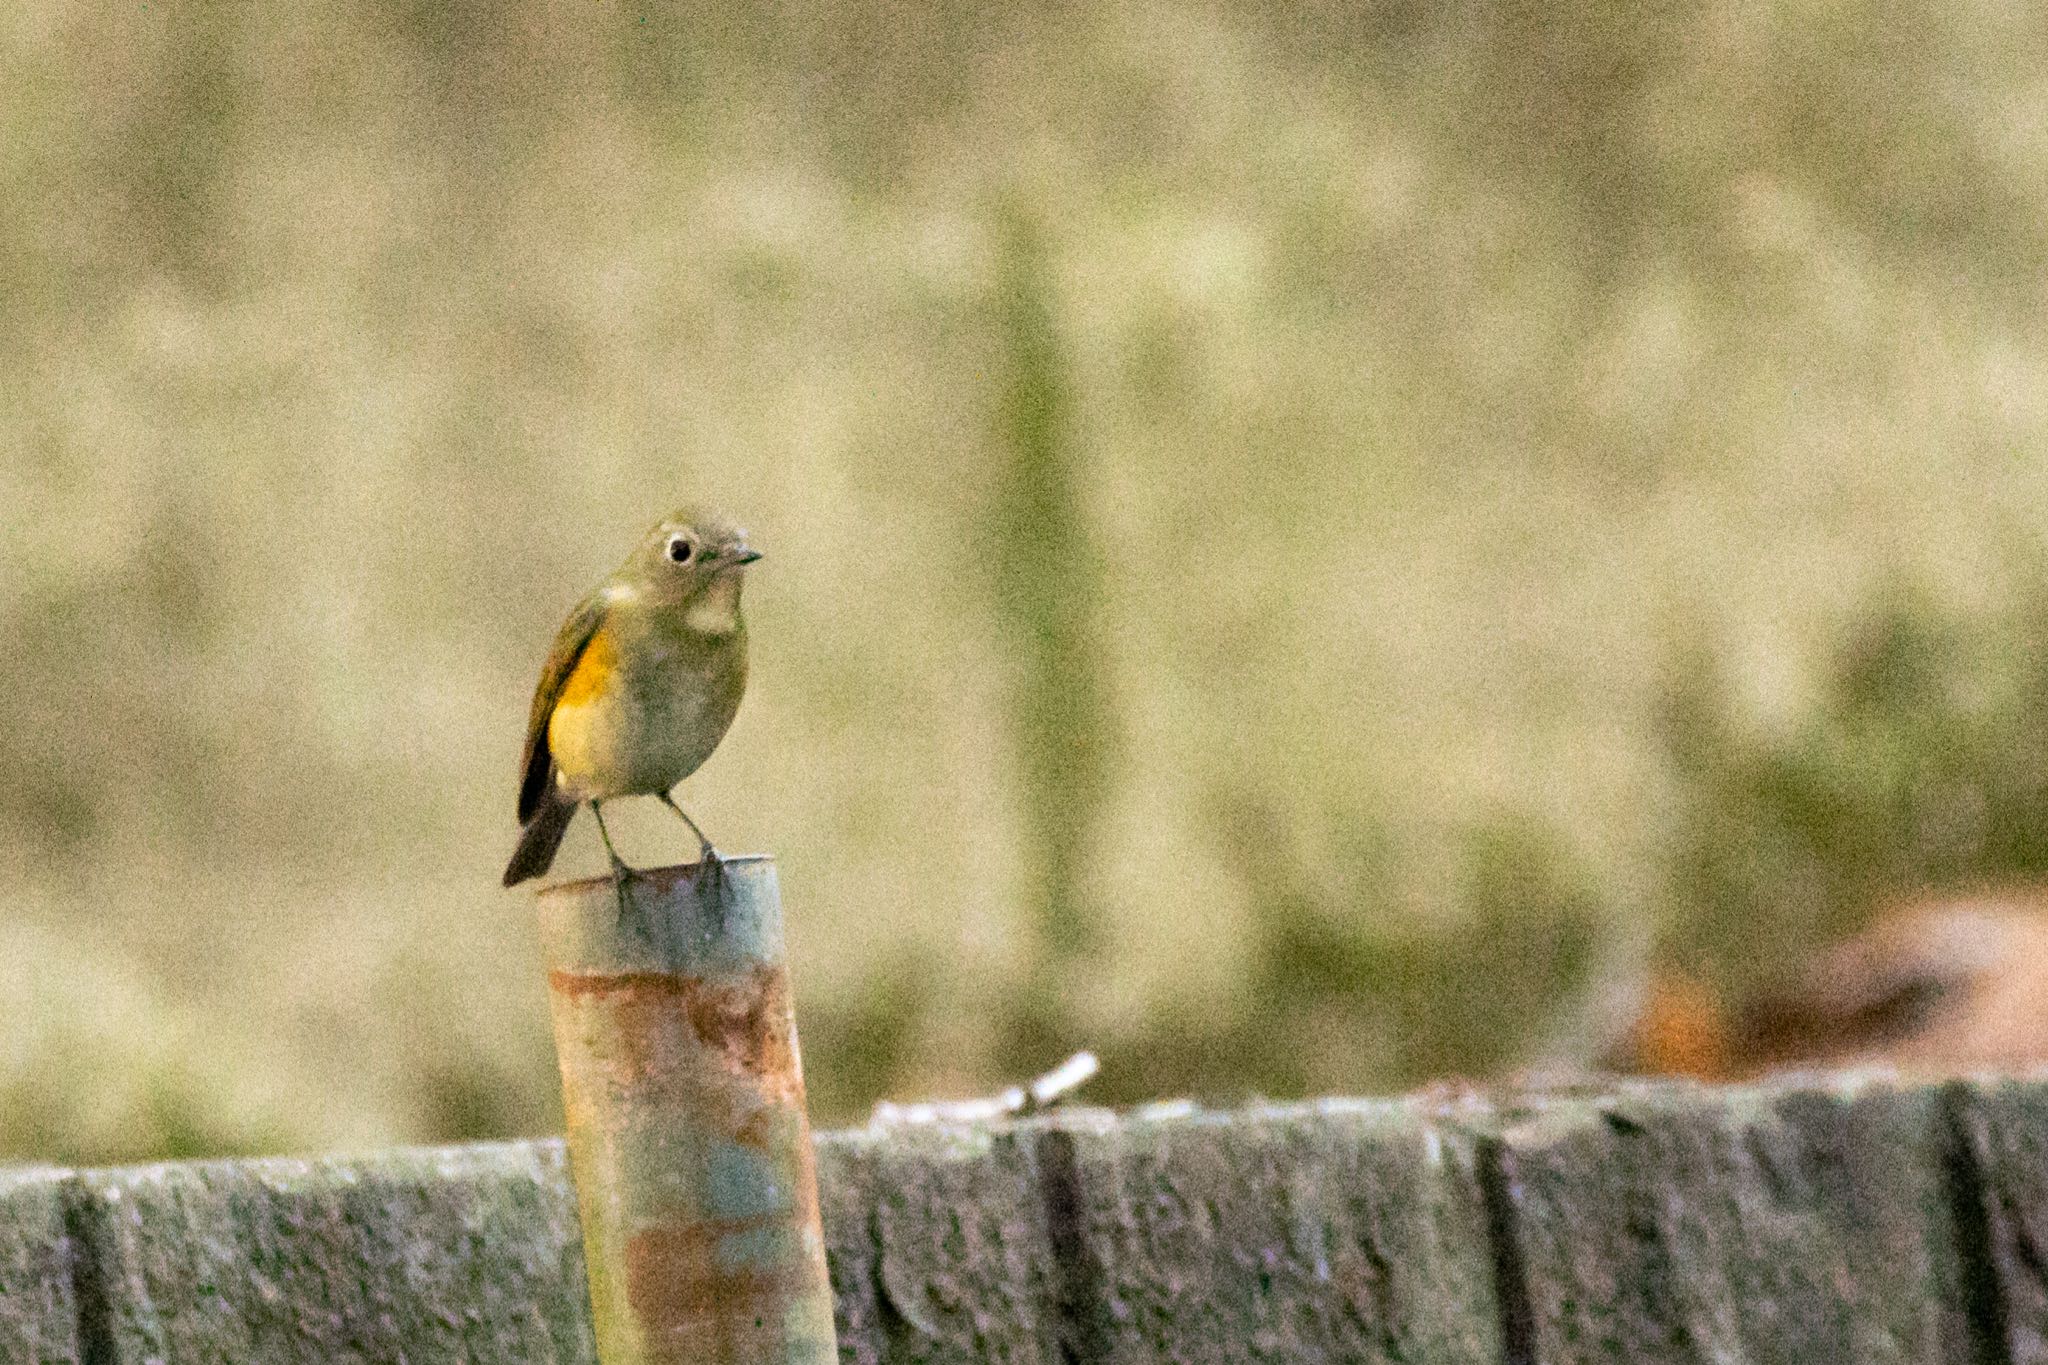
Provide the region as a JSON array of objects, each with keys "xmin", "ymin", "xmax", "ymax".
[{"xmin": 682, "ymin": 572, "xmax": 744, "ymax": 636}]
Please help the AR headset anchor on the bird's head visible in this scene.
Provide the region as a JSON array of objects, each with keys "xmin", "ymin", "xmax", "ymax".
[{"xmin": 621, "ymin": 506, "xmax": 761, "ymax": 624}]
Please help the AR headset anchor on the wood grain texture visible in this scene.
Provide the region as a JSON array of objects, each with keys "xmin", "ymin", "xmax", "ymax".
[
  {"xmin": 3, "ymin": 1074, "xmax": 2042, "ymax": 1364},
  {"xmin": 76, "ymin": 1141, "xmax": 594, "ymax": 1364},
  {"xmin": 0, "ymin": 1167, "xmax": 80, "ymax": 1365},
  {"xmin": 823, "ymin": 1122, "xmax": 1061, "ymax": 1364},
  {"xmin": 1948, "ymin": 1073, "xmax": 2048, "ymax": 1365},
  {"xmin": 1468, "ymin": 1075, "xmax": 1973, "ymax": 1365},
  {"xmin": 1039, "ymin": 1099, "xmax": 1502, "ymax": 1364}
]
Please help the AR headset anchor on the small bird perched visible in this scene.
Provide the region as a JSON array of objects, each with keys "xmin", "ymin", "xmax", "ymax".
[
  {"xmin": 1608, "ymin": 893, "xmax": 2048, "ymax": 1080},
  {"xmin": 502, "ymin": 507, "xmax": 759, "ymax": 902}
]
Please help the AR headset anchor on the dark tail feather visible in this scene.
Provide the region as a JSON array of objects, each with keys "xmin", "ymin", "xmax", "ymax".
[{"xmin": 503, "ymin": 796, "xmax": 577, "ymax": 887}]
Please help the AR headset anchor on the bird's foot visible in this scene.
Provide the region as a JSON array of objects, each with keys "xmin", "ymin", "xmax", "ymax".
[
  {"xmin": 691, "ymin": 842, "xmax": 731, "ymax": 937},
  {"xmin": 608, "ymin": 856, "xmax": 643, "ymax": 928},
  {"xmin": 692, "ymin": 840, "xmax": 725, "ymax": 895}
]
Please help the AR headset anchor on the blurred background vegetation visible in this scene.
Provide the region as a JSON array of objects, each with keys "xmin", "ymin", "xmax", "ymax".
[{"xmin": 5, "ymin": 0, "xmax": 2048, "ymax": 1163}]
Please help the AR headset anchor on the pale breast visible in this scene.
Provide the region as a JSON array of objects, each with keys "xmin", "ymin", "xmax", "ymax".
[{"xmin": 550, "ymin": 615, "xmax": 745, "ymax": 799}]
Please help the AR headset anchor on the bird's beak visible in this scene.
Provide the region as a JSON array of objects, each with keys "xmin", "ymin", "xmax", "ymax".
[{"xmin": 728, "ymin": 547, "xmax": 763, "ymax": 565}]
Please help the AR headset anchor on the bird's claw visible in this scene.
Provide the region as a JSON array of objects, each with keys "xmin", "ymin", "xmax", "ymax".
[
  {"xmin": 693, "ymin": 841, "xmax": 725, "ymax": 890},
  {"xmin": 609, "ymin": 858, "xmax": 642, "ymax": 928}
]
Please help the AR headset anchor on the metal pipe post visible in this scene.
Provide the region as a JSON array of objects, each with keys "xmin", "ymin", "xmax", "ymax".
[{"xmin": 537, "ymin": 857, "xmax": 837, "ymax": 1364}]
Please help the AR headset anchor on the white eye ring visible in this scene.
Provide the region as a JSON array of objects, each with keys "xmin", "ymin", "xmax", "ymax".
[{"xmin": 666, "ymin": 535, "xmax": 694, "ymax": 564}]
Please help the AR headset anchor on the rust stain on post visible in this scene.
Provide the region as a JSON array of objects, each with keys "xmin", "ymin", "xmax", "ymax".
[{"xmin": 537, "ymin": 858, "xmax": 837, "ymax": 1365}]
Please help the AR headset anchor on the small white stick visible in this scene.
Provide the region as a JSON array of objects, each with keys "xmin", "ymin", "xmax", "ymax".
[
  {"xmin": 870, "ymin": 1051, "xmax": 1101, "ymax": 1126},
  {"xmin": 1024, "ymin": 1050, "xmax": 1100, "ymax": 1113}
]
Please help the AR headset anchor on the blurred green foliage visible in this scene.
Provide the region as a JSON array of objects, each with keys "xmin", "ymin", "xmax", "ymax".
[
  {"xmin": 1661, "ymin": 589, "xmax": 2048, "ymax": 992},
  {"xmin": 988, "ymin": 205, "xmax": 1116, "ymax": 970},
  {"xmin": 3, "ymin": 0, "xmax": 2048, "ymax": 1162}
]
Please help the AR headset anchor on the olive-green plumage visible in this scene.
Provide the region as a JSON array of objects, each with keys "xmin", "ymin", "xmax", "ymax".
[{"xmin": 503, "ymin": 507, "xmax": 758, "ymax": 888}]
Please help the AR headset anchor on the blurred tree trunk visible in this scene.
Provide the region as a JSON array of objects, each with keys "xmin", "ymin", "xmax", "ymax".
[{"xmin": 987, "ymin": 204, "xmax": 1116, "ymax": 1046}]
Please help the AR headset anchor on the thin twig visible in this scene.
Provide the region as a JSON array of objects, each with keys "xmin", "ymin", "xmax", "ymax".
[{"xmin": 869, "ymin": 1051, "xmax": 1100, "ymax": 1126}]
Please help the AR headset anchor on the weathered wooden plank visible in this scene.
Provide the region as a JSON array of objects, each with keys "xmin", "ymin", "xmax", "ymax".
[
  {"xmin": 819, "ymin": 1133, "xmax": 889, "ymax": 1361},
  {"xmin": 0, "ymin": 1166, "xmax": 81, "ymax": 1365},
  {"xmin": 65, "ymin": 1125, "xmax": 1060, "ymax": 1365},
  {"xmin": 77, "ymin": 1139, "xmax": 595, "ymax": 1364},
  {"xmin": 1046, "ymin": 1098, "xmax": 1503, "ymax": 1364},
  {"xmin": 821, "ymin": 1123, "xmax": 1060, "ymax": 1364},
  {"xmin": 5, "ymin": 1078, "xmax": 2030, "ymax": 1363},
  {"xmin": 1948, "ymin": 1071, "xmax": 2048, "ymax": 1365},
  {"xmin": 1481, "ymin": 1075, "xmax": 1970, "ymax": 1365}
]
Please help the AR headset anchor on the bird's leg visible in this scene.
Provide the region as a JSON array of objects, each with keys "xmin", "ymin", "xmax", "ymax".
[
  {"xmin": 591, "ymin": 801, "xmax": 639, "ymax": 923},
  {"xmin": 658, "ymin": 791, "xmax": 723, "ymax": 891}
]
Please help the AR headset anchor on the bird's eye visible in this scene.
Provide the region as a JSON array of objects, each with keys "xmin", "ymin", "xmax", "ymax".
[{"xmin": 666, "ymin": 536, "xmax": 694, "ymax": 564}]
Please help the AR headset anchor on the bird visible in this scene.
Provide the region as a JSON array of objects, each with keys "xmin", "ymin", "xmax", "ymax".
[
  {"xmin": 503, "ymin": 507, "xmax": 759, "ymax": 906},
  {"xmin": 1608, "ymin": 891, "xmax": 2048, "ymax": 1081}
]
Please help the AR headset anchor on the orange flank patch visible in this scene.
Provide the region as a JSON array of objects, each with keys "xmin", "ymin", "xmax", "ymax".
[
  {"xmin": 548, "ymin": 624, "xmax": 620, "ymax": 784},
  {"xmin": 556, "ymin": 623, "xmax": 620, "ymax": 711},
  {"xmin": 1623, "ymin": 971, "xmax": 1733, "ymax": 1081}
]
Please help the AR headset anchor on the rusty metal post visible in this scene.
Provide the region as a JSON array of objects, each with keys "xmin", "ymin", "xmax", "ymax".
[{"xmin": 537, "ymin": 857, "xmax": 837, "ymax": 1364}]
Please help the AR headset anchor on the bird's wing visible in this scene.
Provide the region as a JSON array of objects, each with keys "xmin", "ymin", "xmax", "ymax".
[
  {"xmin": 1738, "ymin": 948, "xmax": 1968, "ymax": 1062},
  {"xmin": 516, "ymin": 587, "xmax": 609, "ymax": 823}
]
